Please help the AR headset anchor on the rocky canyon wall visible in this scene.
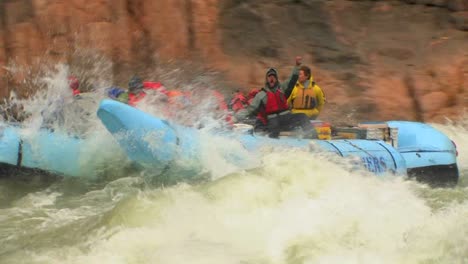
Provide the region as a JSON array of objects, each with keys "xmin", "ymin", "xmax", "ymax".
[{"xmin": 0, "ymin": 0, "xmax": 467, "ymax": 122}]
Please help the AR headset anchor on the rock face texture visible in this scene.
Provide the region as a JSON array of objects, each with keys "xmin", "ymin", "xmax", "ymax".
[{"xmin": 0, "ymin": 0, "xmax": 467, "ymax": 122}]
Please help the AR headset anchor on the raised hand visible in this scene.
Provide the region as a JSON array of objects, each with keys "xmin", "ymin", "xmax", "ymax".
[{"xmin": 295, "ymin": 56, "xmax": 302, "ymax": 66}]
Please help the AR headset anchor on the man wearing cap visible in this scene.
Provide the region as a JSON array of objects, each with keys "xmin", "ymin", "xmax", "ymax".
[{"xmin": 234, "ymin": 57, "xmax": 312, "ymax": 138}]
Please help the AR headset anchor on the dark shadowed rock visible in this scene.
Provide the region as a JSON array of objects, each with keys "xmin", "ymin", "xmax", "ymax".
[
  {"xmin": 447, "ymin": 0, "xmax": 468, "ymax": 11},
  {"xmin": 450, "ymin": 11, "xmax": 468, "ymax": 30}
]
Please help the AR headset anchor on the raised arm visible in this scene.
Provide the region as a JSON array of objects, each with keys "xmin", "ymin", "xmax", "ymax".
[{"xmin": 281, "ymin": 56, "xmax": 302, "ymax": 98}]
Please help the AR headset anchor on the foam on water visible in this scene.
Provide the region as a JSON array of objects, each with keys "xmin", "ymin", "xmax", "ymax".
[
  {"xmin": 1, "ymin": 63, "xmax": 132, "ymax": 179},
  {"xmin": 432, "ymin": 117, "xmax": 468, "ymax": 179},
  {"xmin": 0, "ymin": 146, "xmax": 463, "ymax": 264}
]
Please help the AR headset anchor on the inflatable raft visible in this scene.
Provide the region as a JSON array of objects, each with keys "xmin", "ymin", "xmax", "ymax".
[
  {"xmin": 0, "ymin": 123, "xmax": 86, "ymax": 177},
  {"xmin": 0, "ymin": 121, "xmax": 133, "ymax": 178},
  {"xmin": 97, "ymin": 99, "xmax": 459, "ymax": 186}
]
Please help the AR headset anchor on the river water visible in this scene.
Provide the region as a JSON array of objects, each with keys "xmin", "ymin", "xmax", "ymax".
[{"xmin": 0, "ymin": 65, "xmax": 467, "ymax": 264}]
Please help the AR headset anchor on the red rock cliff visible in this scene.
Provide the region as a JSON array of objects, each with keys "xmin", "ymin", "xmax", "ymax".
[{"xmin": 0, "ymin": 0, "xmax": 467, "ymax": 122}]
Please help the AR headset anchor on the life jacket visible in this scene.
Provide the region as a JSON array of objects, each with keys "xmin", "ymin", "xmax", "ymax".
[
  {"xmin": 165, "ymin": 90, "xmax": 193, "ymax": 110},
  {"xmin": 291, "ymin": 80, "xmax": 317, "ymax": 110},
  {"xmin": 166, "ymin": 90, "xmax": 185, "ymax": 101},
  {"xmin": 68, "ymin": 76, "xmax": 80, "ymax": 96},
  {"xmin": 247, "ymin": 88, "xmax": 259, "ymax": 103},
  {"xmin": 143, "ymin": 81, "xmax": 168, "ymax": 95},
  {"xmin": 230, "ymin": 92, "xmax": 248, "ymax": 112},
  {"xmin": 128, "ymin": 92, "xmax": 147, "ymax": 106},
  {"xmin": 263, "ymin": 88, "xmax": 289, "ymax": 115},
  {"xmin": 212, "ymin": 90, "xmax": 228, "ymax": 111},
  {"xmin": 68, "ymin": 76, "xmax": 79, "ymax": 90},
  {"xmin": 243, "ymin": 88, "xmax": 268, "ymax": 125},
  {"xmin": 143, "ymin": 81, "xmax": 162, "ymax": 90}
]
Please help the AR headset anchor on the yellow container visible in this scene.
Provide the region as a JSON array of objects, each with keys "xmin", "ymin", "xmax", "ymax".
[
  {"xmin": 311, "ymin": 121, "xmax": 331, "ymax": 140},
  {"xmin": 334, "ymin": 127, "xmax": 367, "ymax": 139},
  {"xmin": 316, "ymin": 127, "xmax": 331, "ymax": 140}
]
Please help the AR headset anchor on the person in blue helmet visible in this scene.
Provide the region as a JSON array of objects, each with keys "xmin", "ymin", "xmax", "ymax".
[{"xmin": 107, "ymin": 75, "xmax": 146, "ymax": 106}]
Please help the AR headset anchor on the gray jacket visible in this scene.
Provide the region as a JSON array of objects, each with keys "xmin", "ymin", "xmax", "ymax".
[{"xmin": 235, "ymin": 66, "xmax": 299, "ymax": 120}]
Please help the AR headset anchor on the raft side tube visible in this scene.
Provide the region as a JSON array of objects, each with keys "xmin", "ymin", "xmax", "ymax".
[
  {"xmin": 97, "ymin": 100, "xmax": 180, "ymax": 170},
  {"xmin": 0, "ymin": 124, "xmax": 83, "ymax": 177},
  {"xmin": 388, "ymin": 121, "xmax": 459, "ymax": 185},
  {"xmin": 317, "ymin": 139, "xmax": 407, "ymax": 175},
  {"xmin": 238, "ymin": 133, "xmax": 407, "ymax": 175},
  {"xmin": 0, "ymin": 126, "xmax": 23, "ymax": 166}
]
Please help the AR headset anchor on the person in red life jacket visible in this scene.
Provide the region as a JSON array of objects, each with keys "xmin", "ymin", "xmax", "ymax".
[
  {"xmin": 158, "ymin": 89, "xmax": 189, "ymax": 121},
  {"xmin": 126, "ymin": 75, "xmax": 147, "ymax": 106},
  {"xmin": 141, "ymin": 80, "xmax": 171, "ymax": 106},
  {"xmin": 68, "ymin": 75, "xmax": 80, "ymax": 96},
  {"xmin": 166, "ymin": 90, "xmax": 191, "ymax": 107},
  {"xmin": 245, "ymin": 88, "xmax": 268, "ymax": 128},
  {"xmin": 143, "ymin": 81, "xmax": 168, "ymax": 95},
  {"xmin": 212, "ymin": 90, "xmax": 228, "ymax": 112},
  {"xmin": 107, "ymin": 76, "xmax": 172, "ymax": 108},
  {"xmin": 107, "ymin": 75, "xmax": 146, "ymax": 106},
  {"xmin": 234, "ymin": 66, "xmax": 312, "ymax": 138},
  {"xmin": 229, "ymin": 90, "xmax": 249, "ymax": 112},
  {"xmin": 247, "ymin": 88, "xmax": 259, "ymax": 103},
  {"xmin": 230, "ymin": 88, "xmax": 267, "ymax": 129}
]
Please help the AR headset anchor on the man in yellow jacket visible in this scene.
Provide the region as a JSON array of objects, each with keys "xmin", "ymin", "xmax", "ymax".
[{"xmin": 287, "ymin": 62, "xmax": 325, "ymax": 120}]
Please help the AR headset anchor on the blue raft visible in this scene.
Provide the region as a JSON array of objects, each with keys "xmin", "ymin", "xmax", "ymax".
[
  {"xmin": 97, "ymin": 99, "xmax": 459, "ymax": 185},
  {"xmin": 0, "ymin": 123, "xmax": 86, "ymax": 177},
  {"xmin": 0, "ymin": 122, "xmax": 132, "ymax": 178}
]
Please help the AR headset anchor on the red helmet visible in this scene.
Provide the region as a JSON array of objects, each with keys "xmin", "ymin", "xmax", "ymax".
[{"xmin": 68, "ymin": 76, "xmax": 79, "ymax": 90}]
